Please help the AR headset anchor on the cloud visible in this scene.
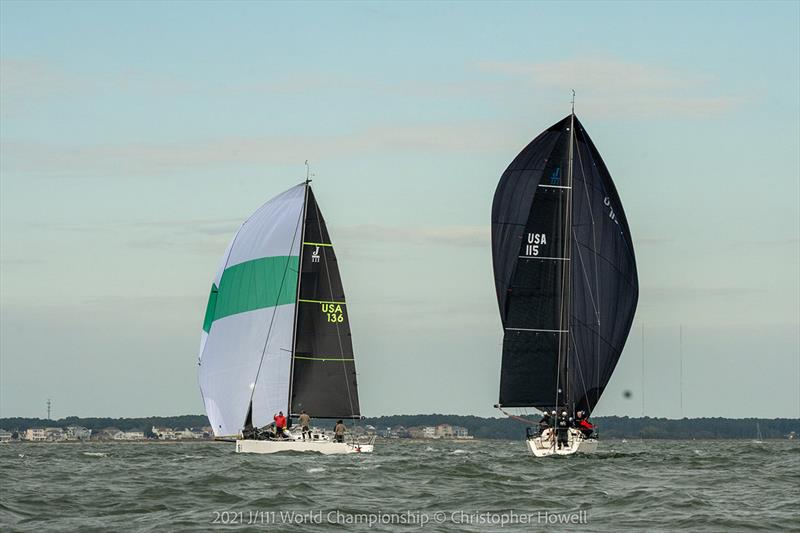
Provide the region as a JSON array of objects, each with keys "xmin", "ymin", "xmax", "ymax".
[
  {"xmin": 0, "ymin": 122, "xmax": 512, "ymax": 177},
  {"xmin": 476, "ymin": 56, "xmax": 745, "ymax": 118},
  {"xmin": 0, "ymin": 59, "xmax": 84, "ymax": 116}
]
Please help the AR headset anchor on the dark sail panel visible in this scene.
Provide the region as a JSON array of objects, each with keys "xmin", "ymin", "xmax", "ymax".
[
  {"xmin": 290, "ymin": 187, "xmax": 361, "ymax": 419},
  {"xmin": 493, "ymin": 115, "xmax": 638, "ymax": 414},
  {"xmin": 567, "ymin": 117, "xmax": 638, "ymax": 415},
  {"xmin": 491, "ymin": 117, "xmax": 568, "ymax": 324},
  {"xmin": 493, "ymin": 117, "xmax": 572, "ymax": 408}
]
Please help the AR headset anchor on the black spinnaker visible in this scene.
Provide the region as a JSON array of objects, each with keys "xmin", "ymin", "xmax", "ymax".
[
  {"xmin": 492, "ymin": 114, "xmax": 638, "ymax": 416},
  {"xmin": 290, "ymin": 186, "xmax": 361, "ymax": 419}
]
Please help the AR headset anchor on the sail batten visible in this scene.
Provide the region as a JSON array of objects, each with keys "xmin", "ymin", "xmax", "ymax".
[{"xmin": 492, "ymin": 115, "xmax": 638, "ymax": 415}]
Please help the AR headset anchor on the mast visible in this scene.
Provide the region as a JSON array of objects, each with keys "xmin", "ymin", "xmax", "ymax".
[
  {"xmin": 563, "ymin": 90, "xmax": 576, "ymax": 413},
  {"xmin": 286, "ymin": 162, "xmax": 312, "ymax": 418},
  {"xmin": 679, "ymin": 324, "xmax": 683, "ymax": 418}
]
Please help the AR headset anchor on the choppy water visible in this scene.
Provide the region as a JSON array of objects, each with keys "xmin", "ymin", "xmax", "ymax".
[{"xmin": 2, "ymin": 439, "xmax": 798, "ymax": 531}]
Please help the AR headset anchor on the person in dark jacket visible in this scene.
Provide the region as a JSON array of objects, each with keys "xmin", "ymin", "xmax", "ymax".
[
  {"xmin": 538, "ymin": 412, "xmax": 552, "ymax": 430},
  {"xmin": 556, "ymin": 410, "xmax": 570, "ymax": 449}
]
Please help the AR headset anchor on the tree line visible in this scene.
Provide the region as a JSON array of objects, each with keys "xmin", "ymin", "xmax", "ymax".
[{"xmin": 1, "ymin": 414, "xmax": 796, "ymax": 440}]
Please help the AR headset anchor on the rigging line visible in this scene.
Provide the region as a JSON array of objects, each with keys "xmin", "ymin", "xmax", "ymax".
[
  {"xmin": 247, "ymin": 190, "xmax": 305, "ymax": 425},
  {"xmin": 569, "ymin": 330, "xmax": 592, "ymax": 415},
  {"xmin": 314, "ymin": 197, "xmax": 358, "ymax": 424},
  {"xmin": 577, "ymin": 142, "xmax": 603, "ymax": 410},
  {"xmin": 573, "ymin": 241, "xmax": 637, "ymax": 286},
  {"xmin": 563, "ymin": 112, "xmax": 577, "ymax": 410},
  {"xmin": 554, "ymin": 121, "xmax": 573, "ymax": 410},
  {"xmin": 572, "ymin": 227, "xmax": 600, "ymax": 318},
  {"xmin": 574, "ymin": 140, "xmax": 601, "ymax": 323},
  {"xmin": 287, "ymin": 181, "xmax": 311, "ymax": 417},
  {"xmin": 570, "ymin": 316, "xmax": 619, "ymax": 354},
  {"xmin": 497, "ymin": 406, "xmax": 539, "ymax": 425}
]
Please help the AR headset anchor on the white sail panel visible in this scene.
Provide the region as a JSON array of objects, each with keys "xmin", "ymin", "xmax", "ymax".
[
  {"xmin": 199, "ymin": 305, "xmax": 295, "ymax": 436},
  {"xmin": 252, "ymin": 301, "xmax": 297, "ymax": 427},
  {"xmin": 198, "ymin": 183, "xmax": 305, "ymax": 437},
  {"xmin": 225, "ymin": 184, "xmax": 306, "ymax": 270}
]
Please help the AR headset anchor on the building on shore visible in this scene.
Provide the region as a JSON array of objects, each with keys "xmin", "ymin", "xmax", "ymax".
[
  {"xmin": 24, "ymin": 428, "xmax": 65, "ymax": 441},
  {"xmin": 0, "ymin": 430, "xmax": 12, "ymax": 443},
  {"xmin": 112, "ymin": 430, "xmax": 145, "ymax": 441},
  {"xmin": 64, "ymin": 426, "xmax": 92, "ymax": 441},
  {"xmin": 152, "ymin": 427, "xmax": 177, "ymax": 440},
  {"xmin": 404, "ymin": 425, "xmax": 473, "ymax": 440},
  {"xmin": 25, "ymin": 428, "xmax": 47, "ymax": 441}
]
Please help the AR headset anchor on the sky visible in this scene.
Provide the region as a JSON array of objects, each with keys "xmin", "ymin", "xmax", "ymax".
[{"xmin": 1, "ymin": 1, "xmax": 798, "ymax": 420}]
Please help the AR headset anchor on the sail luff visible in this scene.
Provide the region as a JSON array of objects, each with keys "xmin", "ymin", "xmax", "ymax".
[
  {"xmin": 286, "ymin": 180, "xmax": 311, "ymax": 417},
  {"xmin": 562, "ymin": 111, "xmax": 576, "ymax": 410}
]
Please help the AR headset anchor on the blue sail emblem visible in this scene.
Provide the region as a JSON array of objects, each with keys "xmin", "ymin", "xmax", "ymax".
[{"xmin": 549, "ymin": 167, "xmax": 561, "ymax": 185}]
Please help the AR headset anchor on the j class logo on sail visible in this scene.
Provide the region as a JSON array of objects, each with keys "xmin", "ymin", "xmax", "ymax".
[
  {"xmin": 321, "ymin": 303, "xmax": 344, "ymax": 323},
  {"xmin": 603, "ymin": 197, "xmax": 620, "ymax": 225},
  {"xmin": 524, "ymin": 233, "xmax": 547, "ymax": 256}
]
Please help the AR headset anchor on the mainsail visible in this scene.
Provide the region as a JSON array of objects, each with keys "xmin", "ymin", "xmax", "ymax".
[
  {"xmin": 491, "ymin": 114, "xmax": 638, "ymax": 416},
  {"xmin": 291, "ymin": 187, "xmax": 360, "ymax": 419},
  {"xmin": 198, "ymin": 182, "xmax": 360, "ymax": 436}
]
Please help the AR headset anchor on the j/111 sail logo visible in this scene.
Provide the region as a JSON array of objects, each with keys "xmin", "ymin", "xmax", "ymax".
[
  {"xmin": 311, "ymin": 246, "xmax": 321, "ymax": 263},
  {"xmin": 322, "ymin": 303, "xmax": 344, "ymax": 323},
  {"xmin": 603, "ymin": 197, "xmax": 619, "ymax": 225},
  {"xmin": 525, "ymin": 233, "xmax": 547, "ymax": 256}
]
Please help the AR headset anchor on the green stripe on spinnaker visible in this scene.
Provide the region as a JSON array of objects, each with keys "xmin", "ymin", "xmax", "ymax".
[
  {"xmin": 202, "ymin": 283, "xmax": 219, "ymax": 333},
  {"xmin": 202, "ymin": 256, "xmax": 299, "ymax": 332}
]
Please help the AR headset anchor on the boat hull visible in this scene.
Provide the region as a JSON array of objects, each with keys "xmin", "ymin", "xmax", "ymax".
[
  {"xmin": 235, "ymin": 439, "xmax": 374, "ymax": 455},
  {"xmin": 526, "ymin": 428, "xmax": 597, "ymax": 457}
]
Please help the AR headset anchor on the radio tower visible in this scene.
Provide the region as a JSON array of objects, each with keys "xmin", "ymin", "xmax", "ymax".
[{"xmin": 47, "ymin": 398, "xmax": 52, "ymax": 420}]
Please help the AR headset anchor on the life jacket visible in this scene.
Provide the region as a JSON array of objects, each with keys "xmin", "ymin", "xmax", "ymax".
[
  {"xmin": 274, "ymin": 415, "xmax": 287, "ymax": 429},
  {"xmin": 578, "ymin": 419, "xmax": 594, "ymax": 429}
]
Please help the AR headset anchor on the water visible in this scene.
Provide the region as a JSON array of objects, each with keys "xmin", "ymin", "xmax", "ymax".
[{"xmin": 2, "ymin": 439, "xmax": 798, "ymax": 531}]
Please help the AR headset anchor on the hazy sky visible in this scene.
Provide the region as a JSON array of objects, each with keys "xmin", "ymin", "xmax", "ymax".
[{"xmin": 1, "ymin": 1, "xmax": 798, "ymax": 420}]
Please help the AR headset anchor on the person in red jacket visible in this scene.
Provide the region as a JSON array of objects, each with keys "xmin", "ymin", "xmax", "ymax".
[
  {"xmin": 273, "ymin": 411, "xmax": 287, "ymax": 439},
  {"xmin": 575, "ymin": 411, "xmax": 594, "ymax": 438}
]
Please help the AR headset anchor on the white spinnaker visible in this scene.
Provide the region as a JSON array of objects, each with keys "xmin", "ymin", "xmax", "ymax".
[{"xmin": 198, "ymin": 184, "xmax": 305, "ymax": 437}]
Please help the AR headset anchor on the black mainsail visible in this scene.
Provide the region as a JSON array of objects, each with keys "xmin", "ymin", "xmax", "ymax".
[
  {"xmin": 290, "ymin": 185, "xmax": 361, "ymax": 419},
  {"xmin": 492, "ymin": 114, "xmax": 638, "ymax": 416}
]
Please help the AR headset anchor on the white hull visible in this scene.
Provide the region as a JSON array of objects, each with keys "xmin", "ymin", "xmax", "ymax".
[
  {"xmin": 236, "ymin": 439, "xmax": 373, "ymax": 455},
  {"xmin": 526, "ymin": 428, "xmax": 597, "ymax": 457}
]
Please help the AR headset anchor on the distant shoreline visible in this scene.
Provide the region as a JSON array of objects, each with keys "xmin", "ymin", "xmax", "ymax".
[{"xmin": 1, "ymin": 414, "xmax": 798, "ymax": 440}]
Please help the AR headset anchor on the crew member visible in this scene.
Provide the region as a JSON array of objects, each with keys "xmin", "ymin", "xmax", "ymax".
[
  {"xmin": 334, "ymin": 420, "xmax": 346, "ymax": 443},
  {"xmin": 538, "ymin": 411, "xmax": 552, "ymax": 429},
  {"xmin": 298, "ymin": 410, "xmax": 311, "ymax": 441},
  {"xmin": 556, "ymin": 410, "xmax": 570, "ymax": 449},
  {"xmin": 575, "ymin": 411, "xmax": 594, "ymax": 438},
  {"xmin": 274, "ymin": 411, "xmax": 287, "ymax": 439}
]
